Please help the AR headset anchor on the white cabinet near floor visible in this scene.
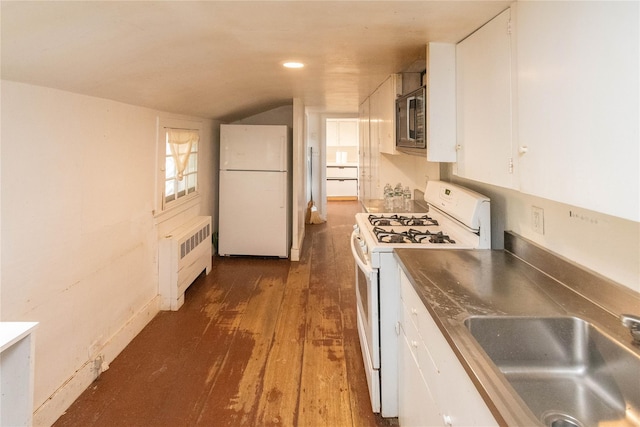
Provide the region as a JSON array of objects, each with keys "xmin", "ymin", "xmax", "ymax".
[
  {"xmin": 398, "ymin": 268, "xmax": 497, "ymax": 427},
  {"xmin": 1, "ymin": 322, "xmax": 38, "ymax": 427},
  {"xmin": 399, "ymin": 303, "xmax": 444, "ymax": 426},
  {"xmin": 327, "ymin": 164, "xmax": 358, "ymax": 199}
]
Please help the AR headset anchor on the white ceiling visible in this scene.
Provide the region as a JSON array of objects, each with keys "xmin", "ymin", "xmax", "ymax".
[{"xmin": 1, "ymin": 1, "xmax": 510, "ymax": 122}]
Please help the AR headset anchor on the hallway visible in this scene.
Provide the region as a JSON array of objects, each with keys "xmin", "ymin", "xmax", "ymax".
[{"xmin": 54, "ymin": 201, "xmax": 396, "ymax": 427}]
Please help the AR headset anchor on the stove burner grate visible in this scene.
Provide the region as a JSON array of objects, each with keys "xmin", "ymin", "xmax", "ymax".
[
  {"xmin": 372, "ymin": 227, "xmax": 414, "ymax": 244},
  {"xmin": 372, "ymin": 227, "xmax": 455, "ymax": 244},
  {"xmin": 412, "ymin": 230, "xmax": 456, "ymax": 244},
  {"xmin": 368, "ymin": 214, "xmax": 439, "ymax": 227}
]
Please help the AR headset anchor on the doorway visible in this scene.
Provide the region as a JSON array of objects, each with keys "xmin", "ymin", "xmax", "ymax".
[{"xmin": 324, "ymin": 117, "xmax": 359, "ymax": 202}]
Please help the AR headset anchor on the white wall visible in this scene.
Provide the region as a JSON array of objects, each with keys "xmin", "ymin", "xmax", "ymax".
[
  {"xmin": 305, "ymin": 112, "xmax": 322, "ymax": 216},
  {"xmin": 378, "ymin": 153, "xmax": 440, "ymax": 199},
  {"xmin": 232, "ymin": 105, "xmax": 293, "ymax": 127},
  {"xmin": 291, "ymin": 99, "xmax": 307, "ymax": 261},
  {"xmin": 446, "ymin": 170, "xmax": 640, "ymax": 293},
  {"xmin": 0, "ymin": 80, "xmax": 217, "ymax": 426}
]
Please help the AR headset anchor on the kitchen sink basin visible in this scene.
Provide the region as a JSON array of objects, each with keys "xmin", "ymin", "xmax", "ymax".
[{"xmin": 464, "ymin": 316, "xmax": 640, "ymax": 427}]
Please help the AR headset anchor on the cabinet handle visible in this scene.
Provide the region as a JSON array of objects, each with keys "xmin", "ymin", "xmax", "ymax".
[
  {"xmin": 411, "ymin": 308, "xmax": 418, "ymax": 316},
  {"xmin": 411, "ymin": 340, "xmax": 418, "ymax": 348},
  {"xmin": 443, "ymin": 414, "xmax": 453, "ymax": 427},
  {"xmin": 519, "ymin": 145, "xmax": 529, "ymax": 154}
]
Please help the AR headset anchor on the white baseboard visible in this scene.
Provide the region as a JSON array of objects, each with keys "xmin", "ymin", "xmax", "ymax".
[
  {"xmin": 290, "ymin": 228, "xmax": 305, "ymax": 262},
  {"xmin": 32, "ymin": 295, "xmax": 162, "ymax": 427}
]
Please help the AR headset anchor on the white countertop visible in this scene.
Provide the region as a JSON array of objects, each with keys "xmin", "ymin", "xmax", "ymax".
[{"xmin": 0, "ymin": 322, "xmax": 38, "ymax": 352}]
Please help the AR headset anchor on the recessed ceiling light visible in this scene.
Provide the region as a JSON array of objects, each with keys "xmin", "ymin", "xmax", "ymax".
[{"xmin": 283, "ymin": 62, "xmax": 304, "ymax": 69}]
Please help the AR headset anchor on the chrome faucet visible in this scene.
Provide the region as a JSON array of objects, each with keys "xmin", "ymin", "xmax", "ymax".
[{"xmin": 621, "ymin": 314, "xmax": 640, "ymax": 345}]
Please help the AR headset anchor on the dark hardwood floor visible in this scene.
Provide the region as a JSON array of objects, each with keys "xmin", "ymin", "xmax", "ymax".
[{"xmin": 54, "ymin": 201, "xmax": 397, "ymax": 427}]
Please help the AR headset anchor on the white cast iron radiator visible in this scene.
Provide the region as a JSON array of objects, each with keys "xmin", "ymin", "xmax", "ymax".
[{"xmin": 159, "ymin": 216, "xmax": 212, "ymax": 311}]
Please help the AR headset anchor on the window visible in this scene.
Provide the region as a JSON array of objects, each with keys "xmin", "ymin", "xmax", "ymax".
[{"xmin": 157, "ymin": 118, "xmax": 201, "ymax": 212}]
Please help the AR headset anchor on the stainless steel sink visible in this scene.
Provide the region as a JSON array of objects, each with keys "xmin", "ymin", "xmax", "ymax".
[{"xmin": 464, "ymin": 316, "xmax": 640, "ymax": 427}]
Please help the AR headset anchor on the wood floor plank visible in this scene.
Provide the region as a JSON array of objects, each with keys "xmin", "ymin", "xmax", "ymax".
[
  {"xmin": 254, "ymin": 238, "xmax": 313, "ymax": 426},
  {"xmin": 197, "ymin": 267, "xmax": 289, "ymax": 425},
  {"xmin": 297, "ymin": 221, "xmax": 353, "ymax": 426},
  {"xmin": 158, "ymin": 262, "xmax": 268, "ymax": 426},
  {"xmin": 328, "ymin": 203, "xmax": 387, "ymax": 426},
  {"xmin": 254, "ymin": 289, "xmax": 308, "ymax": 426}
]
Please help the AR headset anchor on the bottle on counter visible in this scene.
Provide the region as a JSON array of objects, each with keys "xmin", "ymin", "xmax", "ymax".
[
  {"xmin": 383, "ymin": 183, "xmax": 393, "ymax": 210},
  {"xmin": 394, "ymin": 183, "xmax": 403, "ymax": 210},
  {"xmin": 403, "ymin": 186, "xmax": 412, "ymax": 211}
]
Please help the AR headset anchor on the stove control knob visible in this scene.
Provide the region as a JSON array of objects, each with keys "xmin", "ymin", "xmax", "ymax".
[{"xmin": 359, "ymin": 240, "xmax": 368, "ymax": 254}]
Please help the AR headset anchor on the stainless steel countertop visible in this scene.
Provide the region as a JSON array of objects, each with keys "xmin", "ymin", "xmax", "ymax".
[{"xmin": 394, "ymin": 241, "xmax": 640, "ymax": 426}]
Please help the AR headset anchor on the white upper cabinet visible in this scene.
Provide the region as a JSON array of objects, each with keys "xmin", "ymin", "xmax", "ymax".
[
  {"xmin": 426, "ymin": 43, "xmax": 457, "ymax": 162},
  {"xmin": 359, "ymin": 98, "xmax": 376, "ymax": 201},
  {"xmin": 454, "ymin": 8, "xmax": 516, "ymax": 189},
  {"xmin": 515, "ymin": 1, "xmax": 639, "ymax": 221},
  {"xmin": 374, "ymin": 74, "xmax": 403, "ymax": 155},
  {"xmin": 326, "ymin": 118, "xmax": 358, "ymax": 148}
]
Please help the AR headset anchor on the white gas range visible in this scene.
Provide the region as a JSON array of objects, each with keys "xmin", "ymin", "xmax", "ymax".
[{"xmin": 350, "ymin": 180, "xmax": 491, "ymax": 417}]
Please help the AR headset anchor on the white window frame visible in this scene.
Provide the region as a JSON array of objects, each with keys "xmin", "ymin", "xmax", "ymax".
[{"xmin": 155, "ymin": 117, "xmax": 202, "ymax": 215}]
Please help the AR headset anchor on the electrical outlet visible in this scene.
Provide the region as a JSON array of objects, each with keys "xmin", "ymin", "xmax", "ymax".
[{"xmin": 532, "ymin": 206, "xmax": 544, "ymax": 234}]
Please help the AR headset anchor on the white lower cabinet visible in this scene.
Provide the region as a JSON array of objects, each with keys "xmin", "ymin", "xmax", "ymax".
[
  {"xmin": 1, "ymin": 322, "xmax": 38, "ymax": 427},
  {"xmin": 399, "ymin": 298, "xmax": 444, "ymax": 427},
  {"xmin": 398, "ymin": 268, "xmax": 497, "ymax": 427},
  {"xmin": 326, "ymin": 179, "xmax": 358, "ymax": 197},
  {"xmin": 399, "ymin": 331, "xmax": 443, "ymax": 427},
  {"xmin": 327, "ymin": 165, "xmax": 358, "ymax": 198}
]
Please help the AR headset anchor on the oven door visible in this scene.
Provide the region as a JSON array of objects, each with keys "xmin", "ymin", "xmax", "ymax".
[{"xmin": 350, "ymin": 230, "xmax": 381, "ymax": 412}]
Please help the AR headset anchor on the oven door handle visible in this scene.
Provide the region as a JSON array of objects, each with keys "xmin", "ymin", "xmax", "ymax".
[{"xmin": 351, "ymin": 230, "xmax": 374, "ymax": 275}]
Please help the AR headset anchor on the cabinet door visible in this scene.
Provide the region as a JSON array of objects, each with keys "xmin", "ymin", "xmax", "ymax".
[
  {"xmin": 326, "ymin": 179, "xmax": 358, "ymax": 197},
  {"xmin": 399, "ymin": 332, "xmax": 444, "ymax": 427},
  {"xmin": 337, "ymin": 120, "xmax": 358, "ymax": 147},
  {"xmin": 326, "ymin": 119, "xmax": 339, "ymax": 147},
  {"xmin": 399, "ymin": 269, "xmax": 497, "ymax": 427},
  {"xmin": 426, "ymin": 42, "xmax": 457, "ymax": 162},
  {"xmin": 326, "ymin": 166, "xmax": 358, "ymax": 179},
  {"xmin": 359, "ymin": 99, "xmax": 370, "ymax": 201},
  {"xmin": 368, "ymin": 105, "xmax": 381, "ymax": 199},
  {"xmin": 516, "ymin": 2, "xmax": 639, "ymax": 221},
  {"xmin": 369, "ymin": 87, "xmax": 381, "ymax": 154},
  {"xmin": 399, "ymin": 271, "xmax": 444, "ymax": 427},
  {"xmin": 377, "ymin": 74, "xmax": 402, "ymax": 155},
  {"xmin": 455, "ymin": 8, "xmax": 516, "ymax": 189},
  {"xmin": 416, "ymin": 301, "xmax": 497, "ymax": 427}
]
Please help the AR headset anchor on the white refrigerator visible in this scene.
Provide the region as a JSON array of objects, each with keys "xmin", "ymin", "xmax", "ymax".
[{"xmin": 218, "ymin": 124, "xmax": 292, "ymax": 258}]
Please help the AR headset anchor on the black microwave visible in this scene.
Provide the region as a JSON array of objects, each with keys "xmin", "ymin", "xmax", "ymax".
[{"xmin": 396, "ymin": 86, "xmax": 426, "ymax": 153}]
